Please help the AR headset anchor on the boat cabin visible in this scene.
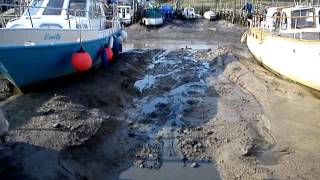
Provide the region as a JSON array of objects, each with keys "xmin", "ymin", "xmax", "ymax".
[
  {"xmin": 6, "ymin": 0, "xmax": 106, "ymax": 29},
  {"xmin": 117, "ymin": 5, "xmax": 132, "ymax": 25},
  {"xmin": 279, "ymin": 6, "xmax": 320, "ymax": 34},
  {"xmin": 258, "ymin": 5, "xmax": 320, "ymax": 37},
  {"xmin": 260, "ymin": 7, "xmax": 282, "ymax": 30}
]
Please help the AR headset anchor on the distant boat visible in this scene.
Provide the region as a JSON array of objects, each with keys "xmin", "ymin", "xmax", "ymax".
[
  {"xmin": 159, "ymin": 4, "xmax": 174, "ymax": 20},
  {"xmin": 243, "ymin": 5, "xmax": 320, "ymax": 91},
  {"xmin": 117, "ymin": 5, "xmax": 132, "ymax": 25},
  {"xmin": 204, "ymin": 11, "xmax": 218, "ymax": 21},
  {"xmin": 182, "ymin": 7, "xmax": 196, "ymax": 19},
  {"xmin": 142, "ymin": 8, "xmax": 163, "ymax": 26},
  {"xmin": 0, "ymin": 0, "xmax": 126, "ymax": 88}
]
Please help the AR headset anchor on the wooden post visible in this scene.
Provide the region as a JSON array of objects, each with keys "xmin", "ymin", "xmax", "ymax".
[{"xmin": 132, "ymin": 0, "xmax": 134, "ymax": 23}]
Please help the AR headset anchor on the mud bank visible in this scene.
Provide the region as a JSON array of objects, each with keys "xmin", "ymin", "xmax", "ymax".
[
  {"xmin": 0, "ymin": 19, "xmax": 320, "ymax": 180},
  {"xmin": 223, "ymin": 46, "xmax": 320, "ymax": 179},
  {"xmin": 0, "ymin": 49, "xmax": 161, "ymax": 179}
]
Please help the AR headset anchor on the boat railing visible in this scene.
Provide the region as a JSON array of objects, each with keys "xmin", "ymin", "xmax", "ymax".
[
  {"xmin": 0, "ymin": 3, "xmax": 116, "ymax": 30},
  {"xmin": 249, "ymin": 13, "xmax": 320, "ymax": 40}
]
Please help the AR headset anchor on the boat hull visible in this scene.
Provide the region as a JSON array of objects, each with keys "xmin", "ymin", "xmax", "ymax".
[
  {"xmin": 246, "ymin": 29, "xmax": 320, "ymax": 91},
  {"xmin": 143, "ymin": 18, "xmax": 163, "ymax": 26},
  {"xmin": 0, "ymin": 29, "xmax": 122, "ymax": 87}
]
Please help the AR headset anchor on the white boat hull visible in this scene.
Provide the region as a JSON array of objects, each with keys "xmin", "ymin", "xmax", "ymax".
[
  {"xmin": 246, "ymin": 30, "xmax": 320, "ymax": 91},
  {"xmin": 143, "ymin": 18, "xmax": 163, "ymax": 26}
]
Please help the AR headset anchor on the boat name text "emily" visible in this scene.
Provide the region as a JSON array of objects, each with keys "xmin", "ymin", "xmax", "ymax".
[{"xmin": 44, "ymin": 33, "xmax": 62, "ymax": 41}]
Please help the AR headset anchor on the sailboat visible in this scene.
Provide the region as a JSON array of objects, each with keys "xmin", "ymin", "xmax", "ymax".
[{"xmin": 243, "ymin": 5, "xmax": 320, "ymax": 91}]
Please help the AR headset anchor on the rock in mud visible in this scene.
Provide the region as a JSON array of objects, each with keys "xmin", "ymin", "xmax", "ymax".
[
  {"xmin": 53, "ymin": 123, "xmax": 63, "ymax": 129},
  {"xmin": 0, "ymin": 78, "xmax": 10, "ymax": 92},
  {"xmin": 0, "ymin": 79, "xmax": 12, "ymax": 101},
  {"xmin": 41, "ymin": 108, "xmax": 55, "ymax": 116},
  {"xmin": 128, "ymin": 132, "xmax": 136, "ymax": 138},
  {"xmin": 190, "ymin": 162, "xmax": 200, "ymax": 168},
  {"xmin": 207, "ymin": 131, "xmax": 214, "ymax": 136}
]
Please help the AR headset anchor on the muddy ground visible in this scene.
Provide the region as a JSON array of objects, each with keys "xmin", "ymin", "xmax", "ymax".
[{"xmin": 1, "ymin": 19, "xmax": 320, "ymax": 180}]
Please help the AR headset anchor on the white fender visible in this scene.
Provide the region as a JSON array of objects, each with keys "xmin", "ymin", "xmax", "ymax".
[
  {"xmin": 108, "ymin": 36, "xmax": 114, "ymax": 49},
  {"xmin": 247, "ymin": 19, "xmax": 252, "ymax": 27},
  {"xmin": 240, "ymin": 31, "xmax": 247, "ymax": 43}
]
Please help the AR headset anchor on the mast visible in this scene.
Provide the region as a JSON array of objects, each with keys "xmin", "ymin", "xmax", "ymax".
[{"xmin": 132, "ymin": 0, "xmax": 134, "ymax": 22}]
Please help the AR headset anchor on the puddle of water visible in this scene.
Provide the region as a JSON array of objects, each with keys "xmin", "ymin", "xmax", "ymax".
[
  {"xmin": 134, "ymin": 75, "xmax": 156, "ymax": 92},
  {"xmin": 183, "ymin": 56, "xmax": 197, "ymax": 63},
  {"xmin": 197, "ymin": 62, "xmax": 210, "ymax": 79},
  {"xmin": 124, "ymin": 42, "xmax": 219, "ymax": 51},
  {"xmin": 148, "ymin": 52, "xmax": 182, "ymax": 71},
  {"xmin": 119, "ymin": 161, "xmax": 221, "ymax": 180},
  {"xmin": 126, "ymin": 49, "xmax": 222, "ymax": 180},
  {"xmin": 142, "ymin": 97, "xmax": 168, "ymax": 114},
  {"xmin": 169, "ymin": 81, "xmax": 206, "ymax": 96},
  {"xmin": 154, "ymin": 70, "xmax": 180, "ymax": 79},
  {"xmin": 148, "ymin": 59, "xmax": 177, "ymax": 70}
]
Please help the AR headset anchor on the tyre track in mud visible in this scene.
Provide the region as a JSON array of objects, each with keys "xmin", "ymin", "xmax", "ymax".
[{"xmin": 119, "ymin": 47, "xmax": 277, "ymax": 180}]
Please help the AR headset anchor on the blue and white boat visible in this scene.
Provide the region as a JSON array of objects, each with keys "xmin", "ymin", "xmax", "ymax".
[
  {"xmin": 0, "ymin": 0, "xmax": 126, "ymax": 88},
  {"xmin": 142, "ymin": 8, "xmax": 164, "ymax": 26},
  {"xmin": 159, "ymin": 4, "xmax": 174, "ymax": 20}
]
